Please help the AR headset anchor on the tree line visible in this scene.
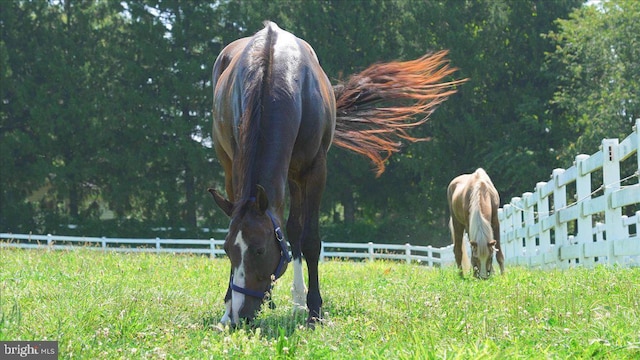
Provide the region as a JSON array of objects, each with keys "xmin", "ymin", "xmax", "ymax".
[{"xmin": 1, "ymin": 0, "xmax": 638, "ymax": 245}]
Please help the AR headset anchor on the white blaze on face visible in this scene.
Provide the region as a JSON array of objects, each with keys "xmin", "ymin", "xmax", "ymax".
[
  {"xmin": 479, "ymin": 257, "xmax": 488, "ymax": 279},
  {"xmin": 477, "ymin": 248, "xmax": 492, "ymax": 279},
  {"xmin": 231, "ymin": 230, "xmax": 249, "ymax": 323}
]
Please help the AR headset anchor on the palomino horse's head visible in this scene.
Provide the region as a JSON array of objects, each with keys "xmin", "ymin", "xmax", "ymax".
[
  {"xmin": 470, "ymin": 239, "xmax": 497, "ymax": 279},
  {"xmin": 209, "ymin": 185, "xmax": 290, "ymax": 324}
]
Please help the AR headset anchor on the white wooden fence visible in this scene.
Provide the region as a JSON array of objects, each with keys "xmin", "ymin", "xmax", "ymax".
[
  {"xmin": 4, "ymin": 122, "xmax": 638, "ymax": 270},
  {"xmin": 498, "ymin": 119, "xmax": 640, "ymax": 268},
  {"xmin": 0, "ymin": 233, "xmax": 456, "ymax": 267}
]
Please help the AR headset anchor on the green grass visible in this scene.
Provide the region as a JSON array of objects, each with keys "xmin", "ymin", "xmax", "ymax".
[{"xmin": 1, "ymin": 248, "xmax": 639, "ymax": 359}]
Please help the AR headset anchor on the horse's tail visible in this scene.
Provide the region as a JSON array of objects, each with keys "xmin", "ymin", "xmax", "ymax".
[{"xmin": 332, "ymin": 51, "xmax": 467, "ymax": 176}]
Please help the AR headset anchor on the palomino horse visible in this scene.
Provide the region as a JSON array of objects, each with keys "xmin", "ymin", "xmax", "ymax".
[
  {"xmin": 447, "ymin": 168, "xmax": 505, "ymax": 279},
  {"xmin": 210, "ymin": 21, "xmax": 465, "ymax": 326}
]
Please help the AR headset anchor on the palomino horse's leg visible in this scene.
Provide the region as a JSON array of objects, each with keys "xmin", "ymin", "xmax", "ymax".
[
  {"xmin": 491, "ymin": 216, "xmax": 505, "ymax": 274},
  {"xmin": 450, "ymin": 217, "xmax": 468, "ymax": 277},
  {"xmin": 286, "ymin": 179, "xmax": 307, "ymax": 311}
]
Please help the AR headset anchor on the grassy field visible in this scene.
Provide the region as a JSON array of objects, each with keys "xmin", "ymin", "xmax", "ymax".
[{"xmin": 1, "ymin": 248, "xmax": 639, "ymax": 359}]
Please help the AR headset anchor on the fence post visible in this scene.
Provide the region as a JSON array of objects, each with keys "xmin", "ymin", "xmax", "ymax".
[
  {"xmin": 552, "ymin": 168, "xmax": 569, "ymax": 269},
  {"xmin": 634, "ymin": 211, "xmax": 640, "ymax": 265},
  {"xmin": 522, "ymin": 192, "xmax": 536, "ymax": 266},
  {"xmin": 536, "ymin": 182, "xmax": 552, "ymax": 269},
  {"xmin": 47, "ymin": 234, "xmax": 53, "ymax": 248},
  {"xmin": 497, "ymin": 207, "xmax": 506, "ymax": 261},
  {"xmin": 602, "ymin": 138, "xmax": 624, "ymax": 264},
  {"xmin": 210, "ymin": 238, "xmax": 216, "ymax": 258},
  {"xmin": 575, "ymin": 154, "xmax": 594, "ymax": 267},
  {"xmin": 499, "ymin": 205, "xmax": 513, "ymax": 265},
  {"xmin": 156, "ymin": 238, "xmax": 161, "ymax": 253},
  {"xmin": 636, "ymin": 119, "xmax": 639, "ymax": 172},
  {"xmin": 368, "ymin": 242, "xmax": 374, "ymax": 262},
  {"xmin": 405, "ymin": 243, "xmax": 411, "ymax": 264},
  {"xmin": 101, "ymin": 236, "xmax": 107, "ymax": 251},
  {"xmin": 511, "ymin": 197, "xmax": 523, "ymax": 265}
]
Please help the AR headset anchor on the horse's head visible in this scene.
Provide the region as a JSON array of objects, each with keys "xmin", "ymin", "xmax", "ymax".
[
  {"xmin": 470, "ymin": 239, "xmax": 497, "ymax": 279},
  {"xmin": 209, "ymin": 185, "xmax": 290, "ymax": 324}
]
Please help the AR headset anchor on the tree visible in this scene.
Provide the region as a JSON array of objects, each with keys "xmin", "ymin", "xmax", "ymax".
[
  {"xmin": 1, "ymin": 0, "xmax": 589, "ymax": 244},
  {"xmin": 119, "ymin": 0, "xmax": 223, "ymax": 232},
  {"xmin": 1, "ymin": 1, "xmax": 126, "ymax": 231},
  {"xmin": 545, "ymin": 0, "xmax": 640, "ymax": 159},
  {"xmin": 0, "ymin": 1, "xmax": 52, "ymax": 232}
]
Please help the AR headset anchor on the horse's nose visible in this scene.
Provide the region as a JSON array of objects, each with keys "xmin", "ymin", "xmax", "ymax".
[
  {"xmin": 474, "ymin": 269, "xmax": 490, "ymax": 280},
  {"xmin": 238, "ymin": 310, "xmax": 256, "ymax": 324},
  {"xmin": 478, "ymin": 270, "xmax": 491, "ymax": 280},
  {"xmin": 238, "ymin": 302, "xmax": 261, "ymax": 323}
]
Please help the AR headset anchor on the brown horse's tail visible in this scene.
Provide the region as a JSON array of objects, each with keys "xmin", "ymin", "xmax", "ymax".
[{"xmin": 333, "ymin": 50, "xmax": 467, "ymax": 176}]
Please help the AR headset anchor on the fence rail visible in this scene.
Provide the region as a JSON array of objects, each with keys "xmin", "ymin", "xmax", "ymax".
[
  {"xmin": 0, "ymin": 233, "xmax": 455, "ymax": 267},
  {"xmin": 498, "ymin": 119, "xmax": 640, "ymax": 268},
  {"xmin": 5, "ymin": 121, "xmax": 638, "ymax": 270}
]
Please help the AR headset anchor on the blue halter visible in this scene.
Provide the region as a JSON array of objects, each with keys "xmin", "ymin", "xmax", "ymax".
[{"xmin": 229, "ymin": 209, "xmax": 291, "ymax": 299}]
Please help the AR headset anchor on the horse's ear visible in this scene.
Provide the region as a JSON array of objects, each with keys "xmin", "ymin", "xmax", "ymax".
[
  {"xmin": 489, "ymin": 239, "xmax": 497, "ymax": 252},
  {"xmin": 255, "ymin": 185, "xmax": 269, "ymax": 214},
  {"xmin": 208, "ymin": 188, "xmax": 233, "ymax": 217}
]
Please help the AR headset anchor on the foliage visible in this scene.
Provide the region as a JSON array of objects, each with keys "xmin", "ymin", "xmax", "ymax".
[
  {"xmin": 5, "ymin": 0, "xmax": 637, "ymax": 246},
  {"xmin": 1, "ymin": 249, "xmax": 639, "ymax": 358},
  {"xmin": 545, "ymin": 0, "xmax": 640, "ymax": 158},
  {"xmin": 1, "ymin": 0, "xmax": 229, "ymax": 234}
]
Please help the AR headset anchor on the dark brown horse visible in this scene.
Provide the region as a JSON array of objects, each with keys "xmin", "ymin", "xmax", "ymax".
[
  {"xmin": 210, "ymin": 21, "xmax": 464, "ymax": 326},
  {"xmin": 447, "ymin": 168, "xmax": 505, "ymax": 279}
]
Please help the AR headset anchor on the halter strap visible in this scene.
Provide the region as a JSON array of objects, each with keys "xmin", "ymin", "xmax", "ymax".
[{"xmin": 229, "ymin": 208, "xmax": 291, "ymax": 300}]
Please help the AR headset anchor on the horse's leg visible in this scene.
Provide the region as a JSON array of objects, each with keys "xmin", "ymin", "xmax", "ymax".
[
  {"xmin": 299, "ymin": 152, "xmax": 327, "ymax": 327},
  {"xmin": 450, "ymin": 216, "xmax": 466, "ymax": 277},
  {"xmin": 286, "ymin": 179, "xmax": 307, "ymax": 312},
  {"xmin": 212, "ymin": 144, "xmax": 235, "ymax": 323},
  {"xmin": 492, "ymin": 216, "xmax": 505, "ymax": 274}
]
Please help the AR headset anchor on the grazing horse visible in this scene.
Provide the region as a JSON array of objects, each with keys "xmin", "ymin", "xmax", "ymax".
[
  {"xmin": 210, "ymin": 21, "xmax": 465, "ymax": 326},
  {"xmin": 447, "ymin": 168, "xmax": 505, "ymax": 279}
]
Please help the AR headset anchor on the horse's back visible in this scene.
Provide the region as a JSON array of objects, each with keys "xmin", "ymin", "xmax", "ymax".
[
  {"xmin": 447, "ymin": 173, "xmax": 472, "ymax": 223},
  {"xmin": 448, "ymin": 168, "xmax": 499, "ymax": 225},
  {"xmin": 212, "ymin": 22, "xmax": 335, "ymax": 167},
  {"xmin": 472, "ymin": 168, "xmax": 499, "ymax": 209}
]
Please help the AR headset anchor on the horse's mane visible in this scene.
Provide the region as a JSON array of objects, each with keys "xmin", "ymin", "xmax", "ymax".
[
  {"xmin": 468, "ymin": 170, "xmax": 494, "ymax": 260},
  {"xmin": 234, "ymin": 22, "xmax": 276, "ymax": 216}
]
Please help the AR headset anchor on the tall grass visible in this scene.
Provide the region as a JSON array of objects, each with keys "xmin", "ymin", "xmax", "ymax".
[{"xmin": 1, "ymin": 248, "xmax": 638, "ymax": 359}]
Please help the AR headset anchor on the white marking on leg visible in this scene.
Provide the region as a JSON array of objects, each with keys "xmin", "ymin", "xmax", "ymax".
[
  {"xmin": 220, "ymin": 299, "xmax": 232, "ymax": 324},
  {"xmin": 462, "ymin": 233, "xmax": 471, "ymax": 275},
  {"xmin": 231, "ymin": 231, "xmax": 248, "ymax": 323},
  {"xmin": 291, "ymin": 258, "xmax": 307, "ymax": 311}
]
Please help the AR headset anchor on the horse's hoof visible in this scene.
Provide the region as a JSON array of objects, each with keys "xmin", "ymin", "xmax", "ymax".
[{"xmin": 306, "ymin": 315, "xmax": 322, "ymax": 329}]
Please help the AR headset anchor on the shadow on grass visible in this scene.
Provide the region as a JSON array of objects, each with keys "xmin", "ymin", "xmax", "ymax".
[{"xmin": 200, "ymin": 308, "xmax": 312, "ymax": 339}]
